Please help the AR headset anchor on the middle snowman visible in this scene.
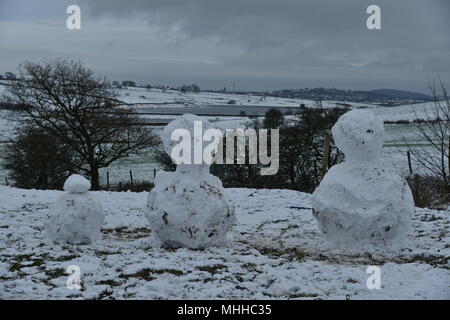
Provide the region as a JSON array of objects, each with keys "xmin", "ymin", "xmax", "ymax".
[{"xmin": 146, "ymin": 114, "xmax": 236, "ymax": 249}]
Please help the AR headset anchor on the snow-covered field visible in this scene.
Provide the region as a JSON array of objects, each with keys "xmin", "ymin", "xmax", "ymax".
[
  {"xmin": 119, "ymin": 86, "xmax": 309, "ymax": 107},
  {"xmin": 373, "ymin": 102, "xmax": 437, "ymax": 123},
  {"xmin": 0, "ymin": 186, "xmax": 448, "ymax": 299}
]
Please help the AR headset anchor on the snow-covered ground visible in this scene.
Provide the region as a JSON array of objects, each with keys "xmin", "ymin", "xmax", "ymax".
[{"xmin": 0, "ymin": 186, "xmax": 448, "ymax": 299}]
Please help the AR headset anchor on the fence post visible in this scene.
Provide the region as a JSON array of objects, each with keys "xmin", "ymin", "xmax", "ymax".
[
  {"xmin": 106, "ymin": 172, "xmax": 110, "ymax": 190},
  {"xmin": 413, "ymin": 174, "xmax": 420, "ymax": 206},
  {"xmin": 153, "ymin": 168, "xmax": 157, "ymax": 180},
  {"xmin": 130, "ymin": 170, "xmax": 133, "ymax": 188},
  {"xmin": 321, "ymin": 133, "xmax": 331, "ymax": 179},
  {"xmin": 407, "ymin": 151, "xmax": 413, "ymax": 176},
  {"xmin": 5, "ymin": 177, "xmax": 8, "ymax": 186}
]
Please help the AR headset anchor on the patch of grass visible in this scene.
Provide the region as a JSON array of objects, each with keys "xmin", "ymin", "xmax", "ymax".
[
  {"xmin": 241, "ymin": 263, "xmax": 263, "ymax": 274},
  {"xmin": 120, "ymin": 269, "xmax": 155, "ymax": 281},
  {"xmin": 8, "ymin": 262, "xmax": 23, "ymax": 272},
  {"xmin": 102, "ymin": 226, "xmax": 151, "ymax": 239},
  {"xmin": 94, "ymin": 289, "xmax": 115, "ymax": 300},
  {"xmin": 255, "ymin": 247, "xmax": 306, "ymax": 261},
  {"xmin": 280, "ymin": 224, "xmax": 300, "ymax": 232},
  {"xmin": 189, "ymin": 277, "xmax": 214, "ymax": 283},
  {"xmin": 197, "ymin": 264, "xmax": 227, "ymax": 274},
  {"xmin": 45, "ymin": 268, "xmax": 66, "ymax": 279},
  {"xmin": 119, "ymin": 268, "xmax": 184, "ymax": 281},
  {"xmin": 29, "ymin": 258, "xmax": 45, "ymax": 268},
  {"xmin": 94, "ymin": 250, "xmax": 120, "ymax": 256},
  {"xmin": 8, "ymin": 254, "xmax": 46, "ymax": 272},
  {"xmin": 409, "ymin": 254, "xmax": 449, "ymax": 269},
  {"xmin": 289, "ymin": 293, "xmax": 319, "ymax": 298},
  {"xmin": 96, "ymin": 280, "xmax": 122, "ymax": 287},
  {"xmin": 51, "ymin": 255, "xmax": 78, "ymax": 262},
  {"xmin": 151, "ymin": 269, "xmax": 184, "ymax": 276}
]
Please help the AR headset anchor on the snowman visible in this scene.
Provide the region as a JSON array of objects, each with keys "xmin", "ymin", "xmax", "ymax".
[
  {"xmin": 46, "ymin": 174, "xmax": 104, "ymax": 244},
  {"xmin": 312, "ymin": 109, "xmax": 414, "ymax": 248},
  {"xmin": 146, "ymin": 114, "xmax": 236, "ymax": 249}
]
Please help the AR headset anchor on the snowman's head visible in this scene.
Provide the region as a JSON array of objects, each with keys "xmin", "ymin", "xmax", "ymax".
[
  {"xmin": 162, "ymin": 114, "xmax": 217, "ymax": 171},
  {"xmin": 332, "ymin": 109, "xmax": 384, "ymax": 163}
]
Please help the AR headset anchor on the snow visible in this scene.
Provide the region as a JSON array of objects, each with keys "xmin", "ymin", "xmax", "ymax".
[
  {"xmin": 45, "ymin": 175, "xmax": 104, "ymax": 245},
  {"xmin": 146, "ymin": 115, "xmax": 236, "ymax": 249},
  {"xmin": 63, "ymin": 174, "xmax": 91, "ymax": 193},
  {"xmin": 331, "ymin": 110, "xmax": 385, "ymax": 164},
  {"xmin": 313, "ymin": 110, "xmax": 414, "ymax": 248},
  {"xmin": 0, "ymin": 186, "xmax": 448, "ymax": 299}
]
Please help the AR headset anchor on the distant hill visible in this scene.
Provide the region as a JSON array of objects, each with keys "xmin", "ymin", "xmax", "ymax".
[
  {"xmin": 270, "ymin": 87, "xmax": 433, "ymax": 106},
  {"xmin": 369, "ymin": 89, "xmax": 432, "ymax": 101}
]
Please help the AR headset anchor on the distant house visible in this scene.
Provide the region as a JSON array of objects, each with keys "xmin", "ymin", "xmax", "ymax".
[
  {"xmin": 5, "ymin": 72, "xmax": 17, "ymax": 80},
  {"xmin": 0, "ymin": 74, "xmax": 4, "ymax": 80}
]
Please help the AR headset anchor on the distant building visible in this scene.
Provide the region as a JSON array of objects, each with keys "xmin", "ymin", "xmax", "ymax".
[{"xmin": 0, "ymin": 74, "xmax": 4, "ymax": 80}]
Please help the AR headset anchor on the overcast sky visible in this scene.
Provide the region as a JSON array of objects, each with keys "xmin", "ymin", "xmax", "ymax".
[{"xmin": 0, "ymin": 0, "xmax": 449, "ymax": 93}]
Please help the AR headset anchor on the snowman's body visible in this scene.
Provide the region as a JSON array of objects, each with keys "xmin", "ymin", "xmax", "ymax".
[
  {"xmin": 312, "ymin": 110, "xmax": 414, "ymax": 247},
  {"xmin": 46, "ymin": 174, "xmax": 104, "ymax": 244},
  {"xmin": 146, "ymin": 114, "xmax": 236, "ymax": 249}
]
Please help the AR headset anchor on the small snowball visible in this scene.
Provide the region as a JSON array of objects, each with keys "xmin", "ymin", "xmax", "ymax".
[{"xmin": 64, "ymin": 174, "xmax": 91, "ymax": 193}]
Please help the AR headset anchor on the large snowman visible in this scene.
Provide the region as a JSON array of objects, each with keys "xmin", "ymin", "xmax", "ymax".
[
  {"xmin": 146, "ymin": 114, "xmax": 236, "ymax": 249},
  {"xmin": 46, "ymin": 174, "xmax": 104, "ymax": 245},
  {"xmin": 312, "ymin": 109, "xmax": 414, "ymax": 248}
]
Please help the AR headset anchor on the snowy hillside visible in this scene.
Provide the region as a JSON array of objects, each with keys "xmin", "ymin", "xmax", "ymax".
[
  {"xmin": 117, "ymin": 86, "xmax": 310, "ymax": 107},
  {"xmin": 0, "ymin": 186, "xmax": 448, "ymax": 299},
  {"xmin": 0, "ymin": 83, "xmax": 434, "ymax": 121}
]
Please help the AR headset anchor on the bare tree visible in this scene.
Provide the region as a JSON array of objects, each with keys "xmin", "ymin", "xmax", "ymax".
[
  {"xmin": 409, "ymin": 79, "xmax": 449, "ymax": 185},
  {"xmin": 3, "ymin": 59, "xmax": 158, "ymax": 190}
]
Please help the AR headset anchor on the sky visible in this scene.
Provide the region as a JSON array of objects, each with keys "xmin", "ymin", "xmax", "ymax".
[{"xmin": 0, "ymin": 0, "xmax": 449, "ymax": 93}]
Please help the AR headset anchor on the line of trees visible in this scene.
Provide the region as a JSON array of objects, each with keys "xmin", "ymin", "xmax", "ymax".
[
  {"xmin": 2, "ymin": 58, "xmax": 158, "ymax": 190},
  {"xmin": 179, "ymin": 84, "xmax": 200, "ymax": 93}
]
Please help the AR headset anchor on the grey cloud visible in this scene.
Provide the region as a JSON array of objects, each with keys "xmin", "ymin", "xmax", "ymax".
[{"xmin": 1, "ymin": 0, "xmax": 449, "ymax": 92}]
